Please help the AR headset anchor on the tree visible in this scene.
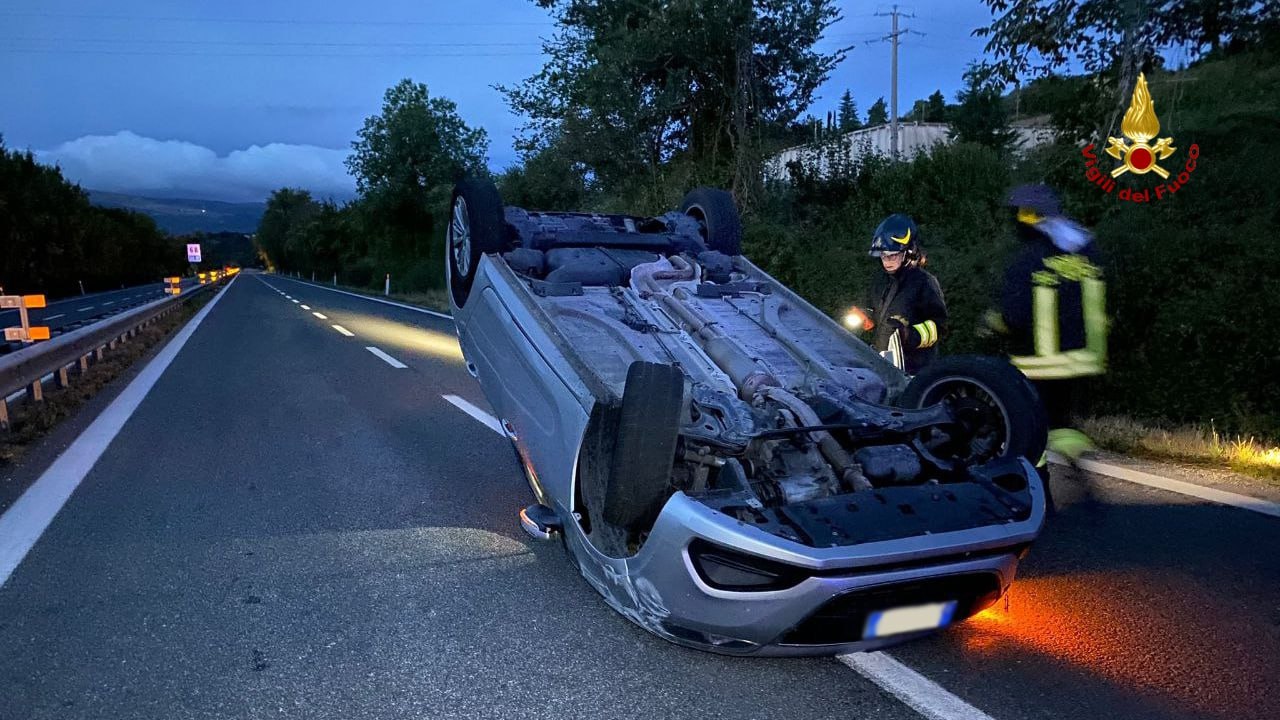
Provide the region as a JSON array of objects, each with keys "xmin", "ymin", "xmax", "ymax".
[
  {"xmin": 836, "ymin": 89, "xmax": 861, "ymax": 132},
  {"xmin": 1, "ymin": 138, "xmax": 183, "ymax": 296},
  {"xmin": 254, "ymin": 189, "xmax": 319, "ymax": 272},
  {"xmin": 949, "ymin": 64, "xmax": 1017, "ymax": 150},
  {"xmin": 924, "ymin": 90, "xmax": 948, "ymax": 122},
  {"xmin": 346, "ymin": 79, "xmax": 489, "ymax": 196},
  {"xmin": 502, "ymin": 0, "xmax": 848, "ymax": 210},
  {"xmin": 867, "ymin": 97, "xmax": 889, "ymax": 125},
  {"xmin": 344, "ymin": 78, "xmax": 490, "ymax": 289},
  {"xmin": 498, "ymin": 139, "xmax": 591, "ymax": 212},
  {"xmin": 973, "ymin": 1, "xmax": 1279, "ymax": 133}
]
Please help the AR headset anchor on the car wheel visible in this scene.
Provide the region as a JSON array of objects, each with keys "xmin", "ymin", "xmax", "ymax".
[
  {"xmin": 448, "ymin": 177, "xmax": 506, "ymax": 308},
  {"xmin": 602, "ymin": 361, "xmax": 686, "ymax": 530},
  {"xmin": 680, "ymin": 187, "xmax": 743, "ymax": 256},
  {"xmin": 898, "ymin": 355, "xmax": 1048, "ymax": 468}
]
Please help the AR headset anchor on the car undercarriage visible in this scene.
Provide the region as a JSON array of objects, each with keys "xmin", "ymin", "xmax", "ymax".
[{"xmin": 448, "ymin": 179, "xmax": 1048, "ymax": 653}]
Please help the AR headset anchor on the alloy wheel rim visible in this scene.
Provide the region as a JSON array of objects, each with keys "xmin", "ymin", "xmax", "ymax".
[
  {"xmin": 921, "ymin": 377, "xmax": 1011, "ymax": 462},
  {"xmin": 451, "ymin": 197, "xmax": 472, "ymax": 278}
]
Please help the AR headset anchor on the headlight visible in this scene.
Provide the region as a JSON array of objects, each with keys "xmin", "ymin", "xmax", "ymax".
[{"xmin": 688, "ymin": 539, "xmax": 807, "ymax": 591}]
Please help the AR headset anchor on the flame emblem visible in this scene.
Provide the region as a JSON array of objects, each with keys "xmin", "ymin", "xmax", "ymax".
[{"xmin": 1105, "ymin": 73, "xmax": 1176, "ymax": 178}]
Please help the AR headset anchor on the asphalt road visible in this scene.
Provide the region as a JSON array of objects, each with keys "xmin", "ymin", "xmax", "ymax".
[
  {"xmin": 0, "ymin": 278, "xmax": 200, "ymax": 353},
  {"xmin": 0, "ymin": 273, "xmax": 1275, "ymax": 719}
]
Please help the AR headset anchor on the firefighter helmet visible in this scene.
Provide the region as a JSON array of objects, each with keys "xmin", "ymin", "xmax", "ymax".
[
  {"xmin": 1007, "ymin": 184, "xmax": 1062, "ymax": 226},
  {"xmin": 869, "ymin": 213, "xmax": 920, "ymax": 257}
]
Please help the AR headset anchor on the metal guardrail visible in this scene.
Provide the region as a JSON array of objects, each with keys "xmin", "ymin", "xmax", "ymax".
[{"xmin": 0, "ymin": 280, "xmax": 218, "ymax": 430}]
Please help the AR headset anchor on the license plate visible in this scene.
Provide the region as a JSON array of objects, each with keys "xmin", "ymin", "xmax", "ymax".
[{"xmin": 863, "ymin": 601, "xmax": 957, "ymax": 639}]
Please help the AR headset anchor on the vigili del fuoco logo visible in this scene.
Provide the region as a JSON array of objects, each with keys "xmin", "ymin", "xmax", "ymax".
[{"xmin": 1081, "ymin": 72, "xmax": 1200, "ymax": 203}]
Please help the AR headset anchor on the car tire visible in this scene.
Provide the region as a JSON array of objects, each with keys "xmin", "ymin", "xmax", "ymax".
[
  {"xmin": 680, "ymin": 188, "xmax": 743, "ymax": 256},
  {"xmin": 602, "ymin": 361, "xmax": 686, "ymax": 530},
  {"xmin": 448, "ymin": 177, "xmax": 507, "ymax": 308},
  {"xmin": 898, "ymin": 355, "xmax": 1048, "ymax": 467}
]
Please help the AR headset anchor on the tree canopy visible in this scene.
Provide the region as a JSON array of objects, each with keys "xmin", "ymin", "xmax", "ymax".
[
  {"xmin": 255, "ymin": 78, "xmax": 490, "ymax": 291},
  {"xmin": 502, "ymin": 0, "xmax": 847, "ymax": 210},
  {"xmin": 949, "ymin": 64, "xmax": 1017, "ymax": 150},
  {"xmin": 836, "ymin": 90, "xmax": 861, "ymax": 132},
  {"xmin": 346, "ymin": 79, "xmax": 488, "ymax": 197},
  {"xmin": 974, "ymin": 0, "xmax": 1279, "ymax": 133},
  {"xmin": 866, "ymin": 97, "xmax": 889, "ymax": 126},
  {"xmin": 0, "ymin": 139, "xmax": 186, "ymax": 297}
]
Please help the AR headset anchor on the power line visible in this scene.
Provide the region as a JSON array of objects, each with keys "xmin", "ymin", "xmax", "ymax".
[
  {"xmin": 0, "ymin": 10, "xmax": 554, "ymax": 27},
  {"xmin": 1, "ymin": 37, "xmax": 544, "ymax": 48},
  {"xmin": 0, "ymin": 47, "xmax": 545, "ymax": 59}
]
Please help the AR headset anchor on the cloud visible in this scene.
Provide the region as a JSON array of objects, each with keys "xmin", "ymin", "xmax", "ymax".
[{"xmin": 36, "ymin": 131, "xmax": 356, "ymax": 203}]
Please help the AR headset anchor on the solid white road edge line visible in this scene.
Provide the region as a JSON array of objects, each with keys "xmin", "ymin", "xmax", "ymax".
[
  {"xmin": 1051, "ymin": 453, "xmax": 1280, "ymax": 518},
  {"xmin": 442, "ymin": 394, "xmax": 504, "ymax": 436},
  {"xmin": 331, "ymin": 324, "xmax": 355, "ymax": 337},
  {"xmin": 366, "ymin": 346, "xmax": 408, "ymax": 369},
  {"xmin": 273, "ymin": 275, "xmax": 453, "ymax": 320},
  {"xmin": 312, "ymin": 312, "xmax": 328, "ymax": 320},
  {"xmin": 839, "ymin": 653, "xmax": 997, "ymax": 720},
  {"xmin": 0, "ymin": 275, "xmax": 238, "ymax": 588}
]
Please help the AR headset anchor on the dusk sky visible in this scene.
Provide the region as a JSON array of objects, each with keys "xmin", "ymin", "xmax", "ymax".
[{"xmin": 0, "ymin": 1, "xmax": 995, "ymax": 202}]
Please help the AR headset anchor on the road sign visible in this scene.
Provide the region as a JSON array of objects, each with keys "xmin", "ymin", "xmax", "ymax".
[{"xmin": 187, "ymin": 243, "xmax": 203, "ymax": 263}]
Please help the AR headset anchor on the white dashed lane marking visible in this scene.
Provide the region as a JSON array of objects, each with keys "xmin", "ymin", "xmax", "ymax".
[
  {"xmin": 839, "ymin": 653, "xmax": 997, "ymax": 720},
  {"xmin": 331, "ymin": 325, "xmax": 354, "ymax": 337},
  {"xmin": 365, "ymin": 346, "xmax": 408, "ymax": 369},
  {"xmin": 442, "ymin": 395, "xmax": 504, "ymax": 436}
]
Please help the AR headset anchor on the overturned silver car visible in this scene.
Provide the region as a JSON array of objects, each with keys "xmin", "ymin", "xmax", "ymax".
[{"xmin": 446, "ymin": 178, "xmax": 1048, "ymax": 656}]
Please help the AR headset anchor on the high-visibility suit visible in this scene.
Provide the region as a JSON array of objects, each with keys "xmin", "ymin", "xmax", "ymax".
[{"xmin": 990, "ymin": 188, "xmax": 1107, "ymax": 463}]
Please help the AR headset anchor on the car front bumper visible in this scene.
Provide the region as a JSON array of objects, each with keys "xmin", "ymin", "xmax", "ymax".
[{"xmin": 564, "ymin": 462, "xmax": 1044, "ymax": 656}]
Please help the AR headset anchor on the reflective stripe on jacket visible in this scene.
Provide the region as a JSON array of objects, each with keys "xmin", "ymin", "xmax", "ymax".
[{"xmin": 1002, "ymin": 239, "xmax": 1107, "ymax": 380}]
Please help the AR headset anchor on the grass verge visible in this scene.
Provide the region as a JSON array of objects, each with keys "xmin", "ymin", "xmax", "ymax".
[
  {"xmin": 388, "ymin": 289, "xmax": 450, "ymax": 314},
  {"xmin": 0, "ymin": 290, "xmax": 213, "ymax": 466},
  {"xmin": 1082, "ymin": 415, "xmax": 1280, "ymax": 484}
]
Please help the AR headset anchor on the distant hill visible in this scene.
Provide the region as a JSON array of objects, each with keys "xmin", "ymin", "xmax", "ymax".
[{"xmin": 88, "ymin": 191, "xmax": 265, "ymax": 235}]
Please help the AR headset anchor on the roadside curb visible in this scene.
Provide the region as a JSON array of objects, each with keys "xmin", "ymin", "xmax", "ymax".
[{"xmin": 1049, "ymin": 453, "xmax": 1280, "ymax": 518}]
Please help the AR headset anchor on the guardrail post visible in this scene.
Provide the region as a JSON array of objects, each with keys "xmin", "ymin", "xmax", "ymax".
[
  {"xmin": 78, "ymin": 354, "xmax": 90, "ymax": 374},
  {"xmin": 28, "ymin": 379, "xmax": 43, "ymax": 403},
  {"xmin": 0, "ymin": 397, "xmax": 8, "ymax": 430},
  {"xmin": 57, "ymin": 365, "xmax": 70, "ymax": 389}
]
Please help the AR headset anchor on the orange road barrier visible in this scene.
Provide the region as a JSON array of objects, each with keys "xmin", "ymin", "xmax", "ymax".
[{"xmin": 1, "ymin": 294, "xmax": 51, "ymax": 343}]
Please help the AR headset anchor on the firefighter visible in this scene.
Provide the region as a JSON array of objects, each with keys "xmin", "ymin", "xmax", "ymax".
[
  {"xmin": 861, "ymin": 213, "xmax": 948, "ymax": 375},
  {"xmin": 985, "ymin": 184, "xmax": 1106, "ymax": 464}
]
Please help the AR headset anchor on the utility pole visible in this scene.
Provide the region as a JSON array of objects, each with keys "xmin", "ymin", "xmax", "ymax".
[{"xmin": 873, "ymin": 5, "xmax": 922, "ymax": 160}]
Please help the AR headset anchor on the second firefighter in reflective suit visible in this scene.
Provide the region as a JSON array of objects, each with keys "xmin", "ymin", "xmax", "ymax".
[
  {"xmin": 986, "ymin": 184, "xmax": 1107, "ymax": 464},
  {"xmin": 862, "ymin": 214, "xmax": 948, "ymax": 374}
]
